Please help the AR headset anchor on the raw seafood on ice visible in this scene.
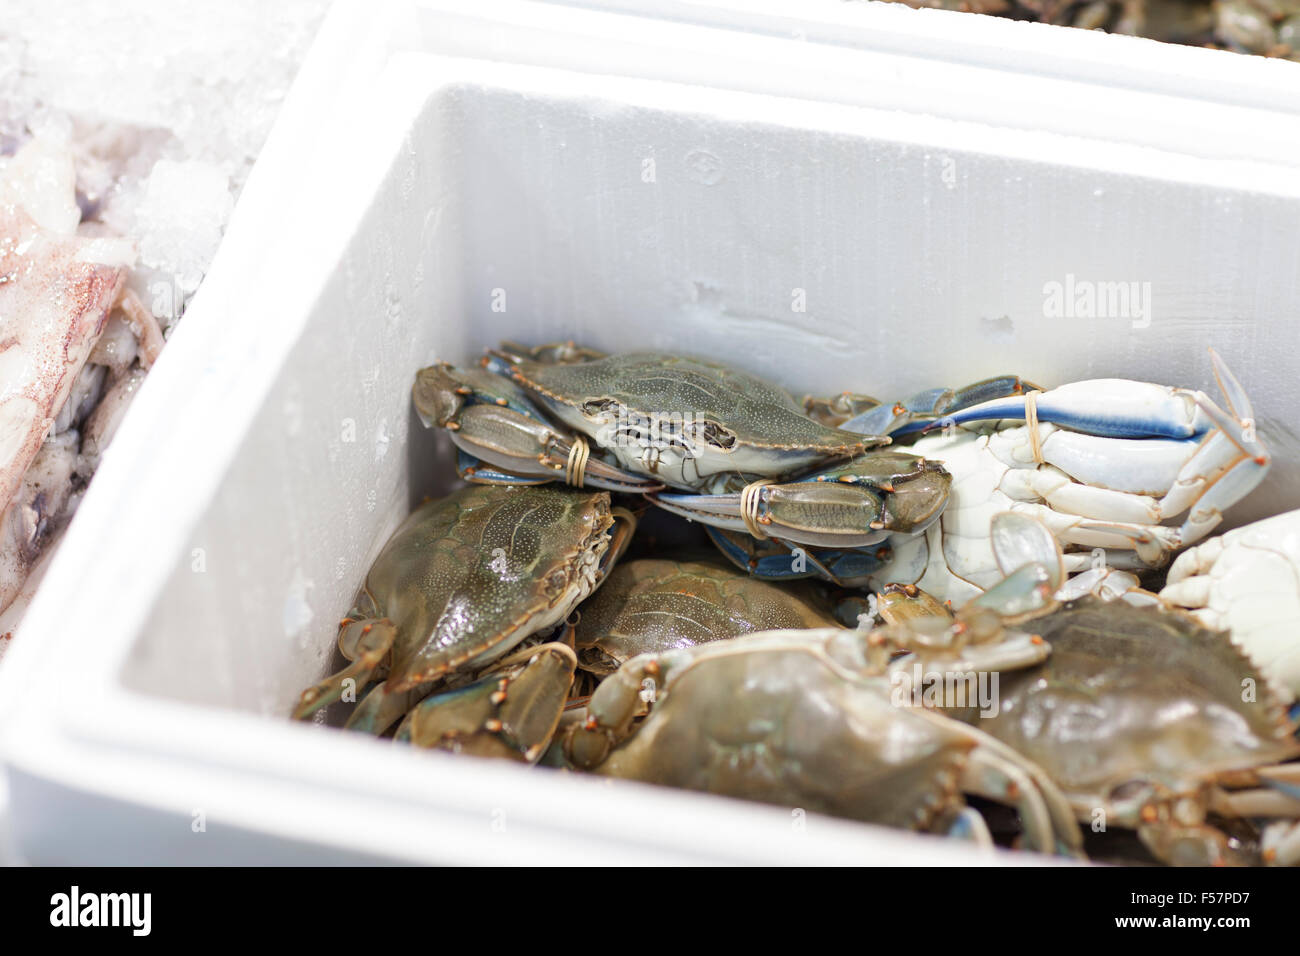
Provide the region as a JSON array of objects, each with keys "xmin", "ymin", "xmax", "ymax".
[{"xmin": 0, "ymin": 132, "xmax": 161, "ymax": 621}]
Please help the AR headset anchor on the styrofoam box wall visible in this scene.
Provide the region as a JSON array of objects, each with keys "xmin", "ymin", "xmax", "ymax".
[
  {"xmin": 96, "ymin": 56, "xmax": 1300, "ymax": 854},
  {"xmin": 2, "ymin": 0, "xmax": 1299, "ymax": 864},
  {"xmin": 127, "ymin": 56, "xmax": 1300, "ymax": 713}
]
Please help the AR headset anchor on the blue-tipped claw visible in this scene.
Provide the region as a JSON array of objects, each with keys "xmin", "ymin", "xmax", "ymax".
[{"xmin": 842, "ymin": 375, "xmax": 1044, "ymax": 437}]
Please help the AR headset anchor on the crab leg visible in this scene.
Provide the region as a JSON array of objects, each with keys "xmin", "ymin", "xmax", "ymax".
[
  {"xmin": 1138, "ymin": 818, "xmax": 1252, "ymax": 867},
  {"xmin": 1211, "ymin": 787, "xmax": 1300, "ymax": 817},
  {"xmin": 447, "ymin": 404, "xmax": 662, "ymax": 492},
  {"xmin": 651, "ymin": 489, "xmax": 894, "ymax": 550},
  {"xmin": 1262, "ymin": 822, "xmax": 1300, "ymax": 866},
  {"xmin": 1156, "ymin": 351, "xmax": 1269, "ymax": 519},
  {"xmin": 651, "ymin": 452, "xmax": 950, "ymax": 550},
  {"xmin": 993, "ymin": 428, "xmax": 1196, "ymax": 494},
  {"xmin": 1003, "ymin": 467, "xmax": 1161, "ymax": 525},
  {"xmin": 941, "ymin": 807, "xmax": 996, "ymax": 848},
  {"xmin": 292, "ymin": 618, "xmax": 398, "ymax": 720},
  {"xmin": 889, "ymin": 629, "xmax": 1054, "ymax": 680},
  {"xmin": 344, "ymin": 679, "xmax": 436, "ymax": 736},
  {"xmin": 415, "ymin": 364, "xmax": 661, "ymax": 492},
  {"xmin": 983, "ymin": 502, "xmax": 1176, "ymax": 564},
  {"xmin": 961, "ymin": 749, "xmax": 1071, "ymax": 858},
  {"xmin": 702, "ymin": 525, "xmax": 888, "ymax": 586},
  {"xmin": 1162, "ymin": 414, "xmax": 1270, "ymax": 544},
  {"xmin": 115, "ymin": 287, "xmax": 166, "ymax": 367},
  {"xmin": 842, "ymin": 375, "xmax": 1044, "ymax": 437},
  {"xmin": 563, "ymin": 653, "xmax": 659, "ymax": 769},
  {"xmin": 395, "ymin": 642, "xmax": 576, "ymax": 762},
  {"xmin": 920, "ymin": 376, "xmax": 1214, "ymax": 440},
  {"xmin": 1055, "ymin": 566, "xmax": 1153, "ymax": 604},
  {"xmin": 1258, "ymin": 763, "xmax": 1300, "ymax": 796},
  {"xmin": 977, "ymin": 511, "xmax": 1155, "ymax": 605},
  {"xmin": 1006, "ymin": 753, "xmax": 1088, "ymax": 859},
  {"xmin": 1071, "ymin": 447, "xmax": 1270, "ymax": 561}
]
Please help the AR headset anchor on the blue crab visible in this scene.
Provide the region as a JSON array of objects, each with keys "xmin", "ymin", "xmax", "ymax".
[
  {"xmin": 888, "ymin": 510, "xmax": 1300, "ymax": 866},
  {"xmin": 483, "ymin": 346, "xmax": 882, "ymax": 492},
  {"xmin": 558, "ymin": 546, "xmax": 1085, "ymax": 857},
  {"xmin": 570, "ymin": 555, "xmax": 839, "ymax": 678},
  {"xmin": 687, "ymin": 351, "xmax": 1268, "ymax": 599},
  {"xmin": 974, "ymin": 596, "xmax": 1300, "ymax": 866},
  {"xmin": 449, "ymin": 345, "xmax": 954, "ymax": 572},
  {"xmin": 293, "ymin": 483, "xmax": 633, "ymax": 758},
  {"xmin": 416, "ymin": 346, "xmax": 956, "ymax": 584}
]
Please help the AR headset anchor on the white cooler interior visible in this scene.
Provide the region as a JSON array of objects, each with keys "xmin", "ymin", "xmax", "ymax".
[
  {"xmin": 122, "ymin": 55, "xmax": 1300, "ymax": 714},
  {"xmin": 5, "ymin": 39, "xmax": 1299, "ymax": 863}
]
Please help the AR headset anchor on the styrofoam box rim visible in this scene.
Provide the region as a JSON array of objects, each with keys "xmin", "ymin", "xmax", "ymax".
[
  {"xmin": 411, "ymin": 0, "xmax": 1300, "ymax": 166},
  {"xmin": 1, "ymin": 0, "xmax": 1296, "ymax": 864},
  {"xmin": 569, "ymin": 0, "xmax": 1300, "ymax": 101}
]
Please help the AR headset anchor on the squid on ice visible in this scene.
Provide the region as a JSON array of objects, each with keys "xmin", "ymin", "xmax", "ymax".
[{"xmin": 0, "ymin": 133, "xmax": 164, "ymax": 630}]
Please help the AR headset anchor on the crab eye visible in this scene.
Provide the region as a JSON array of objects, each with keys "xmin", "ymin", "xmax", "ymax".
[
  {"xmin": 1108, "ymin": 780, "xmax": 1150, "ymax": 804},
  {"xmin": 545, "ymin": 569, "xmax": 569, "ymax": 596},
  {"xmin": 684, "ymin": 420, "xmax": 736, "ymax": 450},
  {"xmin": 582, "ymin": 398, "xmax": 621, "ymax": 421}
]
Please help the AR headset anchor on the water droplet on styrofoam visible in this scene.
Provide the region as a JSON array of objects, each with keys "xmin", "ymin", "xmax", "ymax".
[
  {"xmin": 684, "ymin": 148, "xmax": 724, "ymax": 186},
  {"xmin": 283, "ymin": 386, "xmax": 303, "ymax": 437},
  {"xmin": 374, "ymin": 419, "xmax": 390, "ymax": 461},
  {"xmin": 385, "ymin": 284, "xmax": 402, "ymax": 326},
  {"xmin": 283, "ymin": 568, "xmax": 314, "ymax": 647}
]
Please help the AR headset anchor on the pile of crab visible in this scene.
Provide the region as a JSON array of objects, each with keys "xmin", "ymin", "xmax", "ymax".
[{"xmin": 293, "ymin": 342, "xmax": 1300, "ymax": 866}]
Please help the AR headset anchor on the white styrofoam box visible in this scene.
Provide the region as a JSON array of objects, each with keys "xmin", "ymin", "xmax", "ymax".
[{"xmin": 0, "ymin": 0, "xmax": 1297, "ymax": 864}]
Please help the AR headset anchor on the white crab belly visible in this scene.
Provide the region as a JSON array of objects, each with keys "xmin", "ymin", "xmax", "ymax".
[
  {"xmin": 1166, "ymin": 511, "xmax": 1300, "ymax": 699},
  {"xmin": 865, "ymin": 431, "xmax": 1011, "ymax": 602}
]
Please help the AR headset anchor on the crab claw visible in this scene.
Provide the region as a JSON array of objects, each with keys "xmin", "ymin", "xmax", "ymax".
[
  {"xmin": 449, "ymin": 404, "xmax": 663, "ymax": 492},
  {"xmin": 703, "ymin": 526, "xmax": 889, "ymax": 586},
  {"xmin": 988, "ymin": 512, "xmax": 1064, "ymax": 586},
  {"xmin": 394, "ymin": 642, "xmax": 577, "ymax": 763},
  {"xmin": 909, "ymin": 375, "xmax": 1215, "ymax": 440},
  {"xmin": 1061, "ymin": 351, "xmax": 1271, "ymax": 556},
  {"xmin": 964, "ymin": 554, "xmax": 1059, "ymax": 623},
  {"xmin": 650, "ymin": 451, "xmax": 950, "ymax": 550},
  {"xmin": 652, "ymin": 485, "xmax": 898, "ymax": 550},
  {"xmin": 413, "ymin": 363, "xmax": 662, "ymax": 493},
  {"xmin": 886, "ymin": 512, "xmax": 1064, "ymax": 626},
  {"xmin": 842, "ymin": 375, "xmax": 1045, "ymax": 437},
  {"xmin": 905, "ymin": 349, "xmax": 1254, "ymax": 441}
]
